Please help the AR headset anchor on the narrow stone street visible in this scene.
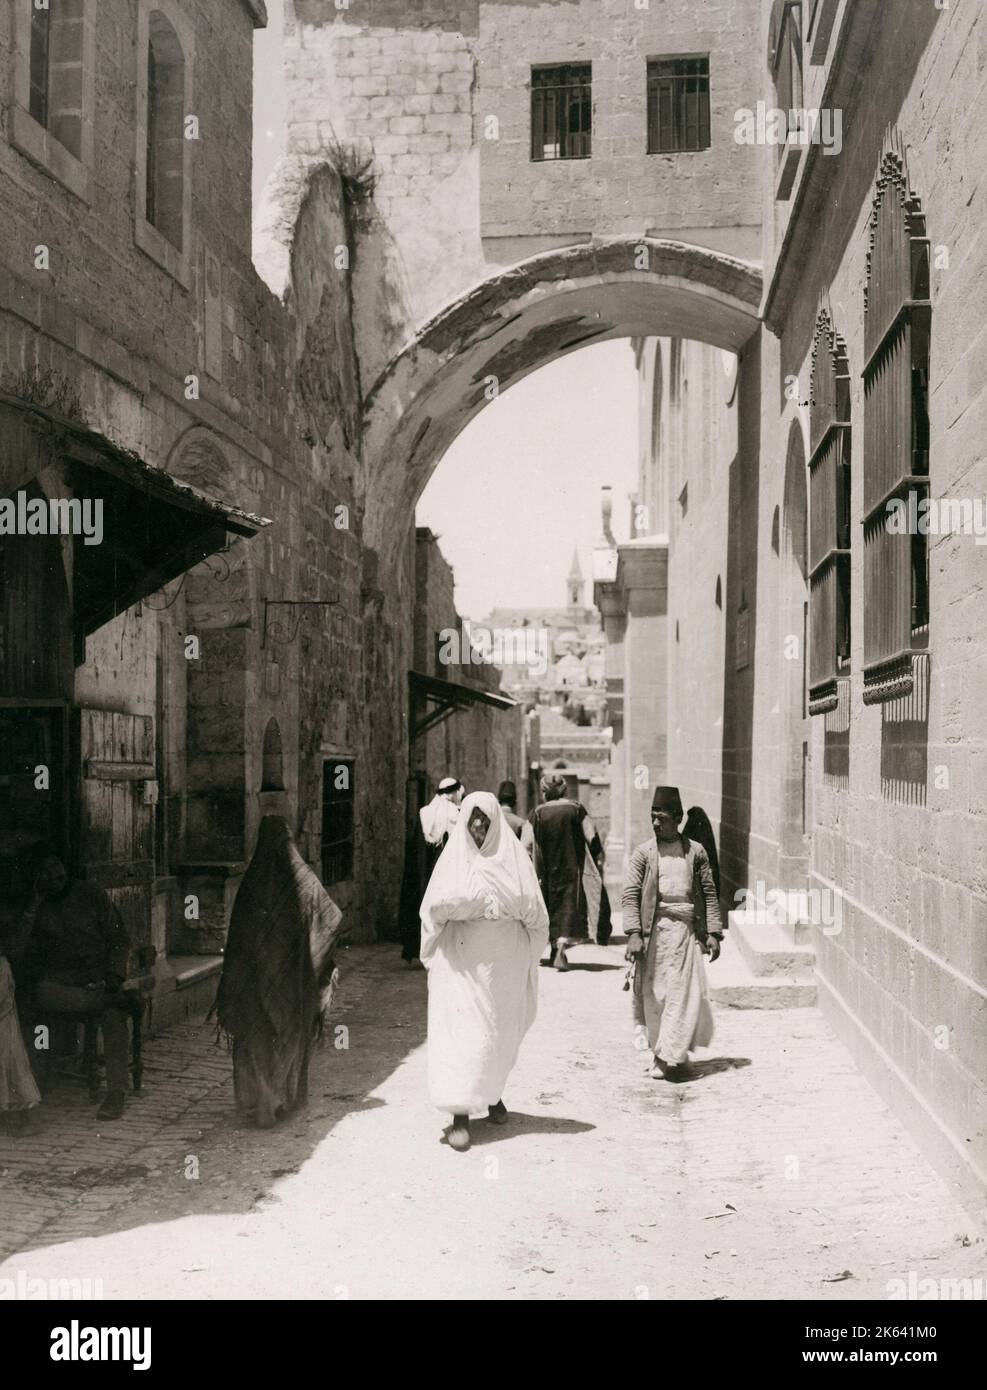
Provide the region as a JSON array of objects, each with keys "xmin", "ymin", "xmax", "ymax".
[{"xmin": 1, "ymin": 932, "xmax": 980, "ymax": 1301}]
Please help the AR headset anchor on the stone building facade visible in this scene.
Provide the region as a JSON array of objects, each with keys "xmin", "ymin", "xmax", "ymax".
[
  {"xmin": 601, "ymin": 1, "xmax": 987, "ymax": 1207},
  {"xmin": 5, "ymin": 0, "xmax": 981, "ymax": 1210},
  {"xmin": 0, "ymin": 0, "xmax": 398, "ymax": 1028},
  {"xmin": 409, "ymin": 525, "xmax": 526, "ymax": 824},
  {"xmin": 753, "ymin": 0, "xmax": 987, "ymax": 1209}
]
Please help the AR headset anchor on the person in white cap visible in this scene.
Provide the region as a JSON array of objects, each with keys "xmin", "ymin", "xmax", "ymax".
[{"xmin": 400, "ymin": 777, "xmax": 463, "ymax": 966}]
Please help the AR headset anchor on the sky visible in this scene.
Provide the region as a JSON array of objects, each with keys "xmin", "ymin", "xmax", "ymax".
[
  {"xmin": 249, "ymin": 5, "xmax": 641, "ymax": 620},
  {"xmin": 418, "ymin": 343, "xmax": 639, "ymax": 618}
]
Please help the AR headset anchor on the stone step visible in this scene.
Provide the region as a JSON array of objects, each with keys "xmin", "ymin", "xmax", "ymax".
[
  {"xmin": 730, "ymin": 898, "xmax": 815, "ymax": 945},
  {"xmin": 728, "ymin": 909, "xmax": 817, "ymax": 978},
  {"xmin": 709, "ymin": 933, "xmax": 817, "ymax": 1010}
]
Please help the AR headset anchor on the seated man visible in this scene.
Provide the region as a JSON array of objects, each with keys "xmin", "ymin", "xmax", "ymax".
[{"xmin": 18, "ymin": 849, "xmax": 131, "ymax": 1121}]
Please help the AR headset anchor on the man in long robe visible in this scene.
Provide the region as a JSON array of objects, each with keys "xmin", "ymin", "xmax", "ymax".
[
  {"xmin": 623, "ymin": 786, "xmax": 723, "ymax": 1081},
  {"xmin": 522, "ymin": 773, "xmax": 602, "ymax": 969}
]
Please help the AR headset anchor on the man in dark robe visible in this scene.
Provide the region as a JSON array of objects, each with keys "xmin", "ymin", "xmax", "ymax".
[
  {"xmin": 522, "ymin": 773, "xmax": 602, "ymax": 970},
  {"xmin": 17, "ymin": 849, "xmax": 131, "ymax": 1121}
]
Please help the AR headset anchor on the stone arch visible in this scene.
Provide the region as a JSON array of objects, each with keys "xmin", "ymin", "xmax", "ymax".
[
  {"xmin": 362, "ymin": 238, "xmax": 762, "ymax": 564},
  {"xmin": 166, "ymin": 425, "xmax": 236, "ymax": 499}
]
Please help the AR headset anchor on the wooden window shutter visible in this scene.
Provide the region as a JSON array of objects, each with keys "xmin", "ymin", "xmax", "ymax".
[
  {"xmin": 808, "ymin": 303, "xmax": 851, "ymax": 715},
  {"xmin": 861, "ymin": 127, "xmax": 931, "ymax": 705}
]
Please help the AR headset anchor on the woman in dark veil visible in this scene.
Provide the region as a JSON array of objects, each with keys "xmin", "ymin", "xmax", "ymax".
[
  {"xmin": 683, "ymin": 807, "xmax": 721, "ymax": 900},
  {"xmin": 214, "ymin": 816, "xmax": 344, "ymax": 1128}
]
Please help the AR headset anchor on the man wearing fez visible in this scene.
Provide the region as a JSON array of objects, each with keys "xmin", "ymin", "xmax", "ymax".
[{"xmin": 623, "ymin": 786, "xmax": 723, "ymax": 1081}]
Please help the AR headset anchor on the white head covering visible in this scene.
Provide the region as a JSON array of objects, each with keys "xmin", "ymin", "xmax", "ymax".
[
  {"xmin": 419, "ymin": 791, "xmax": 548, "ymax": 964},
  {"xmin": 419, "ymin": 790, "xmax": 461, "ymax": 846}
]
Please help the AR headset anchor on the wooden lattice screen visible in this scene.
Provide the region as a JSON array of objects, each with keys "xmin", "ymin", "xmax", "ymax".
[
  {"xmin": 861, "ymin": 127, "xmax": 931, "ymax": 705},
  {"xmin": 808, "ymin": 303, "xmax": 851, "ymax": 715}
]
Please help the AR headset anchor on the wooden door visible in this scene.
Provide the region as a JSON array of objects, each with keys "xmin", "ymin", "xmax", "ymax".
[{"xmin": 76, "ymin": 709, "xmax": 155, "ymax": 977}]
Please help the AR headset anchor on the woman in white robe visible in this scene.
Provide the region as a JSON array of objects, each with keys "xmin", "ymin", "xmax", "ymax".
[{"xmin": 420, "ymin": 791, "xmax": 549, "ymax": 1152}]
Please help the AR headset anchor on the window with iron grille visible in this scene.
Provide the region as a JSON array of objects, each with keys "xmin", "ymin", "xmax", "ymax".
[
  {"xmin": 531, "ymin": 64, "xmax": 592, "ymax": 162},
  {"xmin": 322, "ymin": 758, "xmax": 355, "ymax": 884},
  {"xmin": 861, "ymin": 129, "xmax": 931, "ymax": 706},
  {"xmin": 647, "ymin": 58, "xmax": 710, "ymax": 154},
  {"xmin": 29, "ymin": 3, "xmax": 51, "ymax": 127},
  {"xmin": 807, "ymin": 306, "xmax": 851, "ymax": 716}
]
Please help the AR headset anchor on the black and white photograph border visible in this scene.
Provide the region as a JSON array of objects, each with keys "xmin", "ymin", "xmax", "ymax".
[{"xmin": 0, "ymin": 0, "xmax": 984, "ymax": 1339}]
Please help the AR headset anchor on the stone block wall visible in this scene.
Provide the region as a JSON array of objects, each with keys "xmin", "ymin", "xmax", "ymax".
[
  {"xmin": 411, "ymin": 527, "xmax": 525, "ymax": 810},
  {"xmin": 478, "ymin": 0, "xmax": 762, "ymax": 262},
  {"xmin": 0, "ymin": 0, "xmax": 382, "ymax": 958}
]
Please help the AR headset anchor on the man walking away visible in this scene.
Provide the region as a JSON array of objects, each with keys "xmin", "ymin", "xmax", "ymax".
[
  {"xmin": 522, "ymin": 773, "xmax": 600, "ymax": 971},
  {"xmin": 497, "ymin": 781, "xmax": 525, "ymax": 839}
]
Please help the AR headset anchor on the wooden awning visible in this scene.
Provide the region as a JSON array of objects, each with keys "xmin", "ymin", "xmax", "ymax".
[
  {"xmin": 410, "ymin": 670, "xmax": 517, "ymax": 739},
  {"xmin": 0, "ymin": 393, "xmax": 269, "ymax": 645}
]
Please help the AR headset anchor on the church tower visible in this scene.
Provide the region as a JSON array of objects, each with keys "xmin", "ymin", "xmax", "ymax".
[{"xmin": 567, "ymin": 549, "xmax": 584, "ymax": 610}]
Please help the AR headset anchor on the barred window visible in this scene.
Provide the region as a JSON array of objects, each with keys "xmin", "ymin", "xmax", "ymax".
[
  {"xmin": 146, "ymin": 12, "xmax": 186, "ymax": 248},
  {"xmin": 531, "ymin": 64, "xmax": 592, "ymax": 162},
  {"xmin": 322, "ymin": 758, "xmax": 355, "ymax": 884},
  {"xmin": 861, "ymin": 129, "xmax": 931, "ymax": 706},
  {"xmin": 808, "ymin": 305, "xmax": 851, "ymax": 716},
  {"xmin": 647, "ymin": 58, "xmax": 710, "ymax": 154}
]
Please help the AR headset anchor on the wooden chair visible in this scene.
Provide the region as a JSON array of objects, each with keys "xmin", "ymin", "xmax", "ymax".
[{"xmin": 38, "ymin": 990, "xmax": 145, "ymax": 1100}]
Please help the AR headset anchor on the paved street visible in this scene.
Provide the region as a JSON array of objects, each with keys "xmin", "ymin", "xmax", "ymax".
[{"xmin": 1, "ymin": 937, "xmax": 982, "ymax": 1301}]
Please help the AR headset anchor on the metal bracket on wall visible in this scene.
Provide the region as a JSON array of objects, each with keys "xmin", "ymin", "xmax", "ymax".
[{"xmin": 262, "ymin": 597, "xmax": 342, "ymax": 649}]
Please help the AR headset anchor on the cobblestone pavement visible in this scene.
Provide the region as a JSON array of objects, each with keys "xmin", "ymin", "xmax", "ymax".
[{"xmin": 1, "ymin": 938, "xmax": 983, "ymax": 1300}]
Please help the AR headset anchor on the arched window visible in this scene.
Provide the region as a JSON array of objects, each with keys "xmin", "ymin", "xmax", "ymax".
[
  {"xmin": 808, "ymin": 302, "xmax": 851, "ymax": 715},
  {"xmin": 146, "ymin": 12, "xmax": 185, "ymax": 249},
  {"xmin": 261, "ymin": 718, "xmax": 285, "ymax": 792},
  {"xmin": 29, "ymin": 0, "xmax": 86, "ymax": 158},
  {"xmin": 862, "ymin": 129, "xmax": 931, "ymax": 705}
]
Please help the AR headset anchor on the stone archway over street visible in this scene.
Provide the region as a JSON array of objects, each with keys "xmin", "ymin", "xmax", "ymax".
[{"xmin": 362, "ymin": 238, "xmax": 762, "ymax": 561}]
